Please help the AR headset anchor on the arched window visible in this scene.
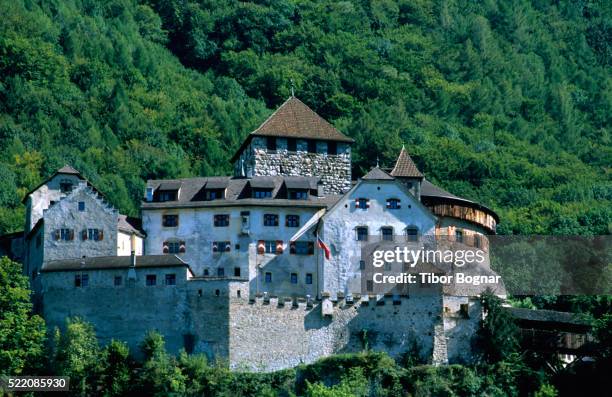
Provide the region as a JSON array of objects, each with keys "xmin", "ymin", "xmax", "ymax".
[{"xmin": 405, "ymin": 227, "xmax": 419, "ymax": 242}]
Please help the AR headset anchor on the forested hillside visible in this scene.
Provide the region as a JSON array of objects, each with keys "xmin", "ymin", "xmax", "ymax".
[{"xmin": 0, "ymin": 0, "xmax": 610, "ymax": 235}]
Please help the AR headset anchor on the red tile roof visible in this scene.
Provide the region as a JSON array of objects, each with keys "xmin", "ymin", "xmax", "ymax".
[{"xmin": 390, "ymin": 146, "xmax": 423, "ymax": 178}]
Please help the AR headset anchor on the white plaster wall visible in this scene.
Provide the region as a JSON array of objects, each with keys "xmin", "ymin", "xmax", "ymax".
[
  {"xmin": 117, "ymin": 232, "xmax": 144, "ymax": 256},
  {"xmin": 322, "ymin": 180, "xmax": 437, "ymax": 298},
  {"xmin": 26, "ymin": 174, "xmax": 82, "ymax": 232}
]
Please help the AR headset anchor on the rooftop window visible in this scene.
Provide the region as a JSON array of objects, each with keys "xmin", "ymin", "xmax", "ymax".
[
  {"xmin": 158, "ymin": 190, "xmax": 177, "ymax": 202},
  {"xmin": 253, "ymin": 189, "xmax": 273, "ymax": 198},
  {"xmin": 288, "ymin": 189, "xmax": 308, "ymax": 200}
]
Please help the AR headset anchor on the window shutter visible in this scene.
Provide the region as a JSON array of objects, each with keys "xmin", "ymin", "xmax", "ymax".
[
  {"xmin": 179, "ymin": 241, "xmax": 186, "ymax": 253},
  {"xmin": 386, "ymin": 200, "xmax": 390, "ymax": 208},
  {"xmin": 275, "ymin": 240, "xmax": 283, "ymax": 254},
  {"xmin": 225, "ymin": 243, "xmax": 231, "ymax": 252},
  {"xmin": 289, "ymin": 241, "xmax": 296, "ymax": 254},
  {"xmin": 69, "ymin": 229, "xmax": 75, "ymax": 240},
  {"xmin": 82, "ymin": 230, "xmax": 88, "ymax": 240},
  {"xmin": 257, "ymin": 240, "xmax": 265, "ymax": 254},
  {"xmin": 163, "ymin": 242, "xmax": 169, "ymax": 254},
  {"xmin": 354, "ymin": 198, "xmax": 359, "ymax": 208},
  {"xmin": 366, "ymin": 200, "xmax": 370, "ymax": 208},
  {"xmin": 212, "ymin": 242, "xmax": 218, "ymax": 252},
  {"xmin": 54, "ymin": 230, "xmax": 60, "ymax": 240}
]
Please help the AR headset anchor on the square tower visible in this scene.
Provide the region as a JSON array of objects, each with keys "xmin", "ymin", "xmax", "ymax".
[{"xmin": 231, "ymin": 97, "xmax": 353, "ymax": 194}]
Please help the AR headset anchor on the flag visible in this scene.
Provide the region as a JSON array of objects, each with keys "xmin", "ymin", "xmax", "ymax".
[{"xmin": 317, "ymin": 236, "xmax": 331, "ymax": 260}]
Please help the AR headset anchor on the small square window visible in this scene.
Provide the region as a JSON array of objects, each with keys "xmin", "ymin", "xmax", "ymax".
[
  {"xmin": 234, "ymin": 267, "xmax": 241, "ymax": 277},
  {"xmin": 265, "ymin": 272, "xmax": 272, "ymax": 283},
  {"xmin": 162, "ymin": 214, "xmax": 179, "ymax": 227},
  {"xmin": 382, "ymin": 227, "xmax": 394, "ymax": 241},
  {"xmin": 165, "ymin": 274, "xmax": 176, "ymax": 285},
  {"xmin": 286, "ymin": 215, "xmax": 300, "ymax": 227},
  {"xmin": 455, "ymin": 230, "xmax": 464, "ymax": 243},
  {"xmin": 254, "ymin": 189, "xmax": 272, "ymax": 198},
  {"xmin": 264, "ymin": 240, "xmax": 277, "ymax": 254},
  {"xmin": 114, "ymin": 276, "xmax": 122, "ymax": 286},
  {"xmin": 217, "ymin": 267, "xmax": 225, "ymax": 277},
  {"xmin": 291, "ymin": 241, "xmax": 314, "ymax": 255},
  {"xmin": 146, "ymin": 275, "xmax": 157, "ymax": 286},
  {"xmin": 74, "ymin": 274, "xmax": 81, "ymax": 287},
  {"xmin": 306, "ymin": 273, "xmax": 313, "ymax": 284},
  {"xmin": 386, "ymin": 198, "xmax": 400, "ymax": 209},
  {"xmin": 214, "ymin": 214, "xmax": 230, "ymax": 227},
  {"xmin": 78, "ymin": 201, "xmax": 85, "ymax": 211},
  {"xmin": 359, "ymin": 260, "xmax": 366, "ymax": 270},
  {"xmin": 356, "ymin": 198, "xmax": 369, "ymax": 209},
  {"xmin": 290, "ymin": 273, "xmax": 298, "ymax": 284},
  {"xmin": 263, "ymin": 214, "xmax": 279, "ymax": 226},
  {"xmin": 366, "ymin": 280, "xmax": 374, "ymax": 291}
]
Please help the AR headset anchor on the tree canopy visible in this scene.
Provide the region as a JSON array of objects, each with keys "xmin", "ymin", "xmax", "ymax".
[{"xmin": 0, "ymin": 0, "xmax": 609, "ymax": 235}]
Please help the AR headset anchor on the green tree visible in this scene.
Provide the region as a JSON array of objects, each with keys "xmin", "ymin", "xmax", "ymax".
[
  {"xmin": 477, "ymin": 291, "xmax": 520, "ymax": 363},
  {"xmin": 0, "ymin": 256, "xmax": 46, "ymax": 375},
  {"xmin": 135, "ymin": 331, "xmax": 186, "ymax": 396},
  {"xmin": 98, "ymin": 340, "xmax": 133, "ymax": 397},
  {"xmin": 51, "ymin": 317, "xmax": 101, "ymax": 396}
]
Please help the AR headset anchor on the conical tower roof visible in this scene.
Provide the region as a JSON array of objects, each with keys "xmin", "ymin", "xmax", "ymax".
[{"xmin": 390, "ymin": 146, "xmax": 423, "ymax": 178}]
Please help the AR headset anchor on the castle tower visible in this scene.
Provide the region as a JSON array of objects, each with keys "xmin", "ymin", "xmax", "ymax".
[
  {"xmin": 390, "ymin": 146, "xmax": 424, "ymax": 199},
  {"xmin": 230, "ymin": 96, "xmax": 354, "ymax": 194}
]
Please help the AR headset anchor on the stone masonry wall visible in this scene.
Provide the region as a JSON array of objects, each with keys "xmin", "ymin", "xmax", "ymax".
[
  {"xmin": 228, "ymin": 294, "xmax": 444, "ymax": 371},
  {"xmin": 249, "ymin": 137, "xmax": 352, "ymax": 194}
]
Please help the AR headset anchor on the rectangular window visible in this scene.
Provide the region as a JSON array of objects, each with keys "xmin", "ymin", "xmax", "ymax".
[
  {"xmin": 87, "ymin": 228, "xmax": 101, "ymax": 241},
  {"xmin": 289, "ymin": 190, "xmax": 308, "ymax": 200},
  {"xmin": 366, "ymin": 280, "xmax": 374, "ymax": 292},
  {"xmin": 264, "ymin": 240, "xmax": 276, "ymax": 254},
  {"xmin": 455, "ymin": 229, "xmax": 463, "ymax": 243},
  {"xmin": 306, "ymin": 273, "xmax": 313, "ymax": 284},
  {"xmin": 263, "ymin": 214, "xmax": 279, "ymax": 226},
  {"xmin": 266, "ymin": 136, "xmax": 277, "ymax": 150},
  {"xmin": 291, "ymin": 241, "xmax": 314, "ymax": 255},
  {"xmin": 165, "ymin": 274, "xmax": 176, "ymax": 286},
  {"xmin": 213, "ymin": 241, "xmax": 230, "ymax": 253},
  {"xmin": 406, "ymin": 227, "xmax": 419, "ymax": 242},
  {"xmin": 356, "ymin": 227, "xmax": 368, "ymax": 241},
  {"xmin": 81, "ymin": 274, "xmax": 88, "ymax": 287},
  {"xmin": 114, "ymin": 276, "xmax": 122, "ymax": 286},
  {"xmin": 158, "ymin": 190, "xmax": 177, "ymax": 202},
  {"xmin": 166, "ymin": 241, "xmax": 180, "ymax": 254},
  {"xmin": 205, "ymin": 189, "xmax": 224, "ymax": 200},
  {"xmin": 217, "ymin": 267, "xmax": 225, "ymax": 277},
  {"xmin": 74, "ymin": 274, "xmax": 81, "ymax": 287},
  {"xmin": 78, "ymin": 201, "xmax": 85, "ymax": 211},
  {"xmin": 287, "ymin": 138, "xmax": 297, "ymax": 152},
  {"xmin": 327, "ymin": 141, "xmax": 337, "ymax": 155},
  {"xmin": 60, "ymin": 228, "xmax": 73, "ymax": 241},
  {"xmin": 254, "ymin": 189, "xmax": 272, "ymax": 198},
  {"xmin": 382, "ymin": 227, "xmax": 394, "ymax": 241},
  {"xmin": 162, "ymin": 214, "xmax": 179, "ymax": 227},
  {"xmin": 286, "ymin": 215, "xmax": 300, "ymax": 227},
  {"xmin": 265, "ymin": 272, "xmax": 272, "ymax": 283},
  {"xmin": 60, "ymin": 180, "xmax": 73, "ymax": 193},
  {"xmin": 356, "ymin": 198, "xmax": 369, "ymax": 209},
  {"xmin": 307, "ymin": 139, "xmax": 317, "ymax": 153},
  {"xmin": 214, "ymin": 214, "xmax": 229, "ymax": 227},
  {"xmin": 290, "ymin": 273, "xmax": 298, "ymax": 284},
  {"xmin": 234, "ymin": 267, "xmax": 241, "ymax": 277},
  {"xmin": 474, "ymin": 234, "xmax": 481, "ymax": 248},
  {"xmin": 146, "ymin": 275, "xmax": 157, "ymax": 286},
  {"xmin": 359, "ymin": 260, "xmax": 366, "ymax": 270},
  {"xmin": 386, "ymin": 198, "xmax": 400, "ymax": 209}
]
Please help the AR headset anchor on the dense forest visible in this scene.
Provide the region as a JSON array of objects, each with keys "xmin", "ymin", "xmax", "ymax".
[{"xmin": 0, "ymin": 0, "xmax": 610, "ymax": 236}]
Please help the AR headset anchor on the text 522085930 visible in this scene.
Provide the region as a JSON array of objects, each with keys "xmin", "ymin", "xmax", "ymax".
[{"xmin": 0, "ymin": 376, "xmax": 70, "ymax": 392}]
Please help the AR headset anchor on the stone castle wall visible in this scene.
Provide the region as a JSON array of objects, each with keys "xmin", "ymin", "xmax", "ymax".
[
  {"xmin": 236, "ymin": 137, "xmax": 352, "ymax": 194},
  {"xmin": 40, "ymin": 271, "xmax": 457, "ymax": 370}
]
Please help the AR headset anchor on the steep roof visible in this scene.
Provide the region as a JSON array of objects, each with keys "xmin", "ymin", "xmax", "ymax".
[
  {"xmin": 57, "ymin": 164, "xmax": 81, "ymax": 175},
  {"xmin": 231, "ymin": 96, "xmax": 353, "ymax": 162},
  {"xmin": 117, "ymin": 215, "xmax": 145, "ymax": 237},
  {"xmin": 390, "ymin": 146, "xmax": 423, "ymax": 178},
  {"xmin": 361, "ymin": 167, "xmax": 394, "ymax": 181},
  {"xmin": 41, "ymin": 255, "xmax": 189, "ymax": 272},
  {"xmin": 22, "ymin": 165, "xmax": 86, "ymax": 203},
  {"xmin": 143, "ymin": 175, "xmax": 340, "ymax": 210}
]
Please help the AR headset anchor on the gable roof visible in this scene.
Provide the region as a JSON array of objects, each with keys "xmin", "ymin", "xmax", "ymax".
[
  {"xmin": 22, "ymin": 165, "xmax": 86, "ymax": 203},
  {"xmin": 57, "ymin": 164, "xmax": 81, "ymax": 175},
  {"xmin": 231, "ymin": 96, "xmax": 353, "ymax": 162},
  {"xmin": 390, "ymin": 146, "xmax": 423, "ymax": 178},
  {"xmin": 361, "ymin": 167, "xmax": 394, "ymax": 181}
]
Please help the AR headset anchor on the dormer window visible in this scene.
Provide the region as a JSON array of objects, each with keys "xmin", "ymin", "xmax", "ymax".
[
  {"xmin": 253, "ymin": 189, "xmax": 272, "ymax": 198},
  {"xmin": 205, "ymin": 189, "xmax": 224, "ymax": 200},
  {"xmin": 356, "ymin": 226, "xmax": 368, "ymax": 241},
  {"xmin": 60, "ymin": 179, "xmax": 73, "ymax": 193},
  {"xmin": 158, "ymin": 190, "xmax": 177, "ymax": 202},
  {"xmin": 381, "ymin": 227, "xmax": 394, "ymax": 241},
  {"xmin": 288, "ymin": 189, "xmax": 308, "ymax": 200},
  {"xmin": 386, "ymin": 198, "xmax": 401, "ymax": 209}
]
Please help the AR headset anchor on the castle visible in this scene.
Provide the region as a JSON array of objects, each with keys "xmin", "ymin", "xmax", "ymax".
[{"xmin": 16, "ymin": 96, "xmax": 504, "ymax": 371}]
